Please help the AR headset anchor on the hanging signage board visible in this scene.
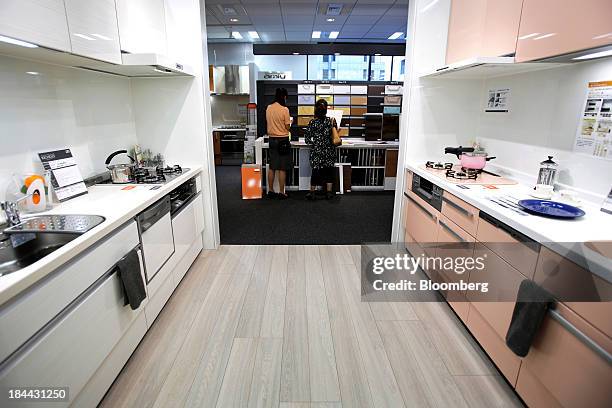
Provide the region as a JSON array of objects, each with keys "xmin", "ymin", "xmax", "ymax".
[{"xmin": 258, "ymin": 71, "xmax": 292, "ymax": 80}]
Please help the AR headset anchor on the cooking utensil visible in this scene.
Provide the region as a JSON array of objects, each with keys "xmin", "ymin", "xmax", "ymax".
[
  {"xmin": 518, "ymin": 199, "xmax": 585, "ymax": 219},
  {"xmin": 105, "ymin": 150, "xmax": 136, "ymax": 184},
  {"xmin": 444, "ymin": 146, "xmax": 496, "ymax": 170}
]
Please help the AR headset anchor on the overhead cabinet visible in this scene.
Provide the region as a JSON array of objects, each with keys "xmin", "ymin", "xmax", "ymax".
[
  {"xmin": 115, "ymin": 0, "xmax": 168, "ymax": 55},
  {"xmin": 445, "ymin": 0, "xmax": 524, "ymax": 65},
  {"xmin": 515, "ymin": 0, "xmax": 612, "ymax": 62},
  {"xmin": 64, "ymin": 0, "xmax": 122, "ymax": 64},
  {"xmin": 0, "ymin": 0, "xmax": 71, "ymax": 52}
]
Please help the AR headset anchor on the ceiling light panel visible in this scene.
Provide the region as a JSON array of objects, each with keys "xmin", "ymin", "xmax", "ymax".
[
  {"xmin": 232, "ymin": 31, "xmax": 243, "ymax": 40},
  {"xmin": 329, "ymin": 31, "xmax": 339, "ymax": 39},
  {"xmin": 312, "ymin": 31, "xmax": 321, "ymax": 39}
]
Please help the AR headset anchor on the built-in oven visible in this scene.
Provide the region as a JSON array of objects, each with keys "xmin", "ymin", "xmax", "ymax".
[
  {"xmin": 137, "ymin": 196, "xmax": 175, "ymax": 283},
  {"xmin": 220, "ymin": 131, "xmax": 246, "ymax": 165},
  {"xmin": 411, "ymin": 173, "xmax": 443, "ymax": 211}
]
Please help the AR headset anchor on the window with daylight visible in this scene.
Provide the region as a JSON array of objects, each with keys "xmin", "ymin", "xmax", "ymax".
[
  {"xmin": 370, "ymin": 55, "xmax": 393, "ymax": 81},
  {"xmin": 392, "ymin": 56, "xmax": 406, "ymax": 81},
  {"xmin": 308, "ymin": 55, "xmax": 370, "ymax": 80}
]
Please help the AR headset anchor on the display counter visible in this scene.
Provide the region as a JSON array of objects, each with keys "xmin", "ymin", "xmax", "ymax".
[{"xmin": 254, "ymin": 137, "xmax": 399, "ymax": 192}]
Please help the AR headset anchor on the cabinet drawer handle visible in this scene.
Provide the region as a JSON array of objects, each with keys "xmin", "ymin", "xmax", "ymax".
[
  {"xmin": 405, "ymin": 193, "xmax": 437, "ymax": 221},
  {"xmin": 549, "ymin": 309, "xmax": 612, "ymax": 365},
  {"xmin": 442, "ymin": 196, "xmax": 473, "ymax": 217},
  {"xmin": 439, "ymin": 220, "xmax": 466, "ymax": 243}
]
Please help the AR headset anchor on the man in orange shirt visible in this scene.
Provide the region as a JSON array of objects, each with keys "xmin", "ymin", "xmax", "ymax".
[{"xmin": 265, "ymin": 88, "xmax": 292, "ymax": 199}]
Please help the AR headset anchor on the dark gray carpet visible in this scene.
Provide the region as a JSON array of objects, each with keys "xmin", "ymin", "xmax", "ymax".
[{"xmin": 215, "ymin": 166, "xmax": 395, "ymax": 245}]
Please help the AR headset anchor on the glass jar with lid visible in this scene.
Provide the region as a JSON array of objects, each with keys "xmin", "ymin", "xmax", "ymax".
[{"xmin": 536, "ymin": 156, "xmax": 558, "ymax": 186}]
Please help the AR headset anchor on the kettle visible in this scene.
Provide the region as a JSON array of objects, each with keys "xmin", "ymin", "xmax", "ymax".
[{"xmin": 105, "ymin": 150, "xmax": 136, "ymax": 184}]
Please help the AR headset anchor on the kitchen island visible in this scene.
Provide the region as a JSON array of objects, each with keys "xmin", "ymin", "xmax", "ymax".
[{"xmin": 255, "ymin": 137, "xmax": 399, "ymax": 191}]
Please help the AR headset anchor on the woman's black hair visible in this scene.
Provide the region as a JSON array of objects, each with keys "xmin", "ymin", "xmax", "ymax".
[
  {"xmin": 274, "ymin": 88, "xmax": 288, "ymax": 106},
  {"xmin": 314, "ymin": 98, "xmax": 328, "ymax": 119}
]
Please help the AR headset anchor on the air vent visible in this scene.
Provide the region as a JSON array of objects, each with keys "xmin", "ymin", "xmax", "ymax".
[{"xmin": 326, "ymin": 3, "xmax": 344, "ymax": 16}]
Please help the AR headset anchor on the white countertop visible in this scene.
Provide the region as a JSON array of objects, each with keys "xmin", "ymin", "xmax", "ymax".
[
  {"xmin": 0, "ymin": 167, "xmax": 202, "ymax": 306},
  {"xmin": 259, "ymin": 137, "xmax": 399, "ymax": 149},
  {"xmin": 406, "ymin": 163, "xmax": 612, "ymax": 282},
  {"xmin": 212, "ymin": 127, "xmax": 247, "ymax": 132}
]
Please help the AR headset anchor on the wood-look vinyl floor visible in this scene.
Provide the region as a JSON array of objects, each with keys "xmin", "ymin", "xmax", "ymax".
[{"xmin": 101, "ymin": 245, "xmax": 523, "ymax": 408}]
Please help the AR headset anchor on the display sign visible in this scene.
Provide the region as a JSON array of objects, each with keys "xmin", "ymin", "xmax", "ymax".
[
  {"xmin": 485, "ymin": 87, "xmax": 510, "ymax": 113},
  {"xmin": 38, "ymin": 149, "xmax": 87, "ymax": 201},
  {"xmin": 573, "ymin": 80, "xmax": 612, "ymax": 160},
  {"xmin": 258, "ymin": 71, "xmax": 292, "ymax": 80}
]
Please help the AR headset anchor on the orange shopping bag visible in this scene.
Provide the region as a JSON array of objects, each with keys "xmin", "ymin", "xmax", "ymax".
[{"xmin": 241, "ymin": 164, "xmax": 262, "ymax": 199}]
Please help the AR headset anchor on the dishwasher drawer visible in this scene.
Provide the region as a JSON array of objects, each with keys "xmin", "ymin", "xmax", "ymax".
[
  {"xmin": 172, "ymin": 194, "xmax": 204, "ymax": 262},
  {"xmin": 141, "ymin": 212, "xmax": 174, "ymax": 282},
  {"xmin": 0, "ymin": 266, "xmax": 143, "ymax": 407}
]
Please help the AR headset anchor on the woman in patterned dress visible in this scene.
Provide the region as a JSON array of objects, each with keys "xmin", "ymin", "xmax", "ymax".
[{"xmin": 304, "ymin": 99, "xmax": 338, "ymax": 200}]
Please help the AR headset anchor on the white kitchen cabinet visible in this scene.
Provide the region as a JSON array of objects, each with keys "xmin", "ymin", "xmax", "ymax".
[
  {"xmin": 64, "ymin": 0, "xmax": 121, "ymax": 64},
  {"xmin": 115, "ymin": 0, "xmax": 168, "ymax": 55},
  {"xmin": 0, "ymin": 0, "xmax": 71, "ymax": 51},
  {"xmin": 0, "ymin": 222, "xmax": 139, "ymax": 364},
  {"xmin": 0, "ymin": 268, "xmax": 144, "ymax": 408}
]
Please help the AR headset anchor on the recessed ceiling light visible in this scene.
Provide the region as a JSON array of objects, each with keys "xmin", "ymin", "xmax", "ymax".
[
  {"xmin": 388, "ymin": 32, "xmax": 403, "ymax": 40},
  {"xmin": 312, "ymin": 31, "xmax": 321, "ymax": 39},
  {"xmin": 248, "ymin": 31, "xmax": 260, "ymax": 40},
  {"xmin": 374, "ymin": 53, "xmax": 381, "ymax": 56},
  {"xmin": 334, "ymin": 52, "xmax": 340, "ymax": 56},
  {"xmin": 26, "ymin": 71, "xmax": 40, "ymax": 75},
  {"xmin": 573, "ymin": 49, "xmax": 612, "ymax": 60},
  {"xmin": 0, "ymin": 35, "xmax": 38, "ymax": 48},
  {"xmin": 329, "ymin": 31, "xmax": 339, "ymax": 39},
  {"xmin": 292, "ymin": 52, "xmax": 300, "ymax": 55},
  {"xmin": 230, "ymin": 18, "xmax": 239, "ymax": 22},
  {"xmin": 326, "ymin": 18, "xmax": 335, "ymax": 22},
  {"xmin": 232, "ymin": 31, "xmax": 243, "ymax": 40}
]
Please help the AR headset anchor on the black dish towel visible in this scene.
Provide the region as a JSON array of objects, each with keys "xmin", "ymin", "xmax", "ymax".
[
  {"xmin": 505, "ymin": 279, "xmax": 554, "ymax": 357},
  {"xmin": 117, "ymin": 249, "xmax": 147, "ymax": 310}
]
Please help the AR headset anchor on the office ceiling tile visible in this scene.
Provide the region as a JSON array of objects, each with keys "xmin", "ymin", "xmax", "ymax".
[
  {"xmin": 345, "ymin": 15, "xmax": 381, "ymax": 25},
  {"xmin": 281, "ymin": 3, "xmax": 318, "ymax": 14},
  {"xmin": 286, "ymin": 32, "xmax": 310, "ymax": 41},
  {"xmin": 350, "ymin": 4, "xmax": 389, "ymax": 16}
]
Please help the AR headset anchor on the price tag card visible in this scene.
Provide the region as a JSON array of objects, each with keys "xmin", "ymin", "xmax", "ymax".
[{"xmin": 38, "ymin": 149, "xmax": 87, "ymax": 202}]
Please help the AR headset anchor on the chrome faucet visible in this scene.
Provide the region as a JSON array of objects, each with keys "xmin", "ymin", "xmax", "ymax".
[{"xmin": 1, "ymin": 194, "xmax": 33, "ymax": 227}]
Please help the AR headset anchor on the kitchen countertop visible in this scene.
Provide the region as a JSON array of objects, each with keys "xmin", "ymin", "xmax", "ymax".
[
  {"xmin": 212, "ymin": 127, "xmax": 247, "ymax": 132},
  {"xmin": 406, "ymin": 163, "xmax": 612, "ymax": 283},
  {"xmin": 0, "ymin": 167, "xmax": 202, "ymax": 306},
  {"xmin": 258, "ymin": 137, "xmax": 399, "ymax": 149}
]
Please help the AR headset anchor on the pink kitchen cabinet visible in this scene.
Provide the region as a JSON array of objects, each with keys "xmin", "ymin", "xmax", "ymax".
[
  {"xmin": 515, "ymin": 0, "xmax": 612, "ymax": 62},
  {"xmin": 446, "ymin": 0, "xmax": 524, "ymax": 65}
]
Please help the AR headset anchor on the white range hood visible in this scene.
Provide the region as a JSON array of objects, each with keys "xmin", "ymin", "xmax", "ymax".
[{"xmin": 0, "ymin": 40, "xmax": 194, "ymax": 78}]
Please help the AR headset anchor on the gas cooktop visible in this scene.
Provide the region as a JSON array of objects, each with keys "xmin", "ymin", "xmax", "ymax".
[
  {"xmin": 423, "ymin": 161, "xmax": 517, "ymax": 185},
  {"xmin": 94, "ymin": 165, "xmax": 189, "ymax": 185}
]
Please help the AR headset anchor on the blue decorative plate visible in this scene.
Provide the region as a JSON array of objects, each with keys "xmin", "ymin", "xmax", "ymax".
[{"xmin": 518, "ymin": 199, "xmax": 585, "ymax": 219}]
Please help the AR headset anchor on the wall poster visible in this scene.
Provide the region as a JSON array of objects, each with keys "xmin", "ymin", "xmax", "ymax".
[
  {"xmin": 573, "ymin": 80, "xmax": 612, "ymax": 160},
  {"xmin": 485, "ymin": 88, "xmax": 510, "ymax": 113}
]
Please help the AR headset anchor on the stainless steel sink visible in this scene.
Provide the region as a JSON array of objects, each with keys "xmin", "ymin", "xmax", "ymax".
[
  {"xmin": 0, "ymin": 232, "xmax": 80, "ymax": 277},
  {"xmin": 0, "ymin": 214, "xmax": 105, "ymax": 277}
]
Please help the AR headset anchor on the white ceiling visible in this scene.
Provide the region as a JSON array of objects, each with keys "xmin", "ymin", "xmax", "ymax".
[{"xmin": 203, "ymin": 0, "xmax": 409, "ymax": 43}]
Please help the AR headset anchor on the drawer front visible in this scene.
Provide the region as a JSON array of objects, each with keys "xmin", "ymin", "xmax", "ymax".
[
  {"xmin": 516, "ymin": 303, "xmax": 612, "ymax": 408},
  {"xmin": 172, "ymin": 198, "xmax": 199, "ymax": 262},
  {"xmin": 383, "ymin": 106, "xmax": 401, "ymax": 114},
  {"xmin": 0, "ymin": 269, "xmax": 142, "ymax": 407},
  {"xmin": 141, "ymin": 212, "xmax": 174, "ymax": 282},
  {"xmin": 351, "ymin": 106, "xmax": 367, "ymax": 116},
  {"xmin": 468, "ymin": 243, "xmax": 524, "ymax": 340},
  {"xmin": 0, "ymin": 221, "xmax": 139, "ymax": 363},
  {"xmin": 334, "ymin": 95, "xmax": 351, "ymax": 105},
  {"xmin": 351, "ymin": 95, "xmax": 368, "ymax": 105},
  {"xmin": 368, "ymin": 85, "xmax": 385, "ymax": 96},
  {"xmin": 297, "ymin": 95, "xmax": 315, "ymax": 105},
  {"xmin": 441, "ymin": 191, "xmax": 479, "ymax": 236},
  {"xmin": 316, "ymin": 94, "xmax": 333, "ymax": 104},
  {"xmin": 298, "ymin": 105, "xmax": 314, "ymax": 115},
  {"xmin": 298, "ymin": 116, "xmax": 313, "ymax": 126},
  {"xmin": 466, "ymin": 304, "xmax": 522, "ymax": 385},
  {"xmin": 333, "ymin": 85, "xmax": 350, "ymax": 94},
  {"xmin": 476, "ymin": 215, "xmax": 539, "ymax": 278},
  {"xmin": 334, "ymin": 106, "xmax": 351, "ymax": 116},
  {"xmin": 385, "ymin": 84, "xmax": 403, "ymax": 95},
  {"xmin": 404, "ymin": 170, "xmax": 413, "ymax": 193},
  {"xmin": 534, "ymin": 247, "xmax": 612, "ymax": 339},
  {"xmin": 316, "ymin": 84, "xmax": 333, "ymax": 94},
  {"xmin": 384, "ymin": 95, "xmax": 402, "ymax": 105},
  {"xmin": 339, "ymin": 128, "xmax": 349, "ymax": 137},
  {"xmin": 403, "ymin": 193, "xmax": 439, "ymax": 257},
  {"xmin": 349, "ymin": 117, "xmax": 365, "ymax": 127},
  {"xmin": 350, "ymin": 85, "xmax": 368, "ymax": 94},
  {"xmin": 297, "ymin": 84, "xmax": 315, "ymax": 94}
]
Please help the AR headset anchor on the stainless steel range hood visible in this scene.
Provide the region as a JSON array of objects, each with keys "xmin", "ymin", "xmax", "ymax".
[{"xmin": 211, "ymin": 65, "xmax": 250, "ymax": 95}]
